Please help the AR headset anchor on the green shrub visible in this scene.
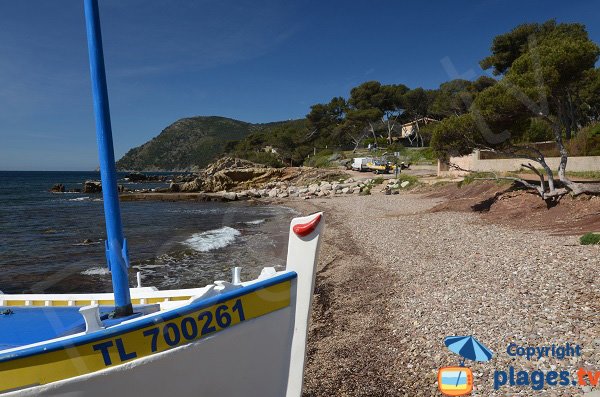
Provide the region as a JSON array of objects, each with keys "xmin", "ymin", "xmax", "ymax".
[
  {"xmin": 580, "ymin": 232, "xmax": 600, "ymax": 245},
  {"xmin": 523, "ymin": 118, "xmax": 553, "ymax": 142},
  {"xmin": 397, "ymin": 174, "xmax": 419, "ymax": 185},
  {"xmin": 458, "ymin": 172, "xmax": 513, "ymax": 187},
  {"xmin": 372, "ymin": 177, "xmax": 385, "ymax": 185},
  {"xmin": 235, "ymin": 151, "xmax": 283, "ymax": 167},
  {"xmin": 364, "ymin": 137, "xmax": 388, "ymax": 146},
  {"xmin": 397, "ymin": 147, "xmax": 437, "ymax": 164},
  {"xmin": 304, "ymin": 153, "xmax": 332, "ymax": 168},
  {"xmin": 458, "ymin": 172, "xmax": 489, "ymax": 187},
  {"xmin": 386, "ymin": 142, "xmax": 404, "ymax": 152}
]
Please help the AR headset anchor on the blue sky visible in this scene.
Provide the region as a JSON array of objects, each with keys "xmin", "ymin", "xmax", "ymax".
[{"xmin": 0, "ymin": 0, "xmax": 599, "ymax": 170}]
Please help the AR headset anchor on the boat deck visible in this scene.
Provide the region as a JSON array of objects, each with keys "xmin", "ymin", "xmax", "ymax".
[{"xmin": 0, "ymin": 305, "xmax": 159, "ymax": 350}]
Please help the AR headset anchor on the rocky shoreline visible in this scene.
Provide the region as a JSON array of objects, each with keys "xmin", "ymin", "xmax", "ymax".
[{"xmin": 50, "ymin": 157, "xmax": 413, "ymax": 202}]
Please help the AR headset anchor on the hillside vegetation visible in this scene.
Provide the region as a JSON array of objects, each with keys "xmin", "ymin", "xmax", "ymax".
[{"xmin": 116, "ymin": 116, "xmax": 295, "ymax": 171}]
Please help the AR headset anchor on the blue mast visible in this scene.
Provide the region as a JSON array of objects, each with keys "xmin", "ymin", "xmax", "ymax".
[{"xmin": 83, "ymin": 0, "xmax": 133, "ymax": 317}]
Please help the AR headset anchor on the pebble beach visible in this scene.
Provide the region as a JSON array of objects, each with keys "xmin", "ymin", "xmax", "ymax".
[{"xmin": 286, "ymin": 191, "xmax": 600, "ymax": 397}]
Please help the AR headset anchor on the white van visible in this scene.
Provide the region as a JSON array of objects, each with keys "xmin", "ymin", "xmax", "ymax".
[{"xmin": 351, "ymin": 157, "xmax": 373, "ymax": 171}]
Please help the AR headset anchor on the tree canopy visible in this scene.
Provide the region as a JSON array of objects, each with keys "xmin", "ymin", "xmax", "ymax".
[{"xmin": 433, "ymin": 20, "xmax": 600, "ymax": 200}]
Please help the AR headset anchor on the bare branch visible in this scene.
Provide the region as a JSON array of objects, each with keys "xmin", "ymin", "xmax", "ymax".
[
  {"xmin": 446, "ymin": 161, "xmax": 567, "ymax": 201},
  {"xmin": 521, "ymin": 162, "xmax": 545, "ymax": 191},
  {"xmin": 305, "ymin": 128, "xmax": 318, "ymax": 139}
]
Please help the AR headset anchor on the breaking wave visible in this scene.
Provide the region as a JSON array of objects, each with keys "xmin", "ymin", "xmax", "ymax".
[
  {"xmin": 183, "ymin": 226, "xmax": 241, "ymax": 252},
  {"xmin": 68, "ymin": 196, "xmax": 102, "ymax": 202},
  {"xmin": 81, "ymin": 267, "xmax": 110, "ymax": 276},
  {"xmin": 243, "ymin": 219, "xmax": 266, "ymax": 225}
]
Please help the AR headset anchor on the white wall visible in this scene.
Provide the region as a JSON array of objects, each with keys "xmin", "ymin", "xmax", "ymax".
[{"xmin": 438, "ymin": 150, "xmax": 600, "ymax": 176}]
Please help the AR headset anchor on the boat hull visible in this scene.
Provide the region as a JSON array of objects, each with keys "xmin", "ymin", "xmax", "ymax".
[
  {"xmin": 7, "ymin": 306, "xmax": 295, "ymax": 396},
  {"xmin": 1, "ymin": 274, "xmax": 296, "ymax": 396}
]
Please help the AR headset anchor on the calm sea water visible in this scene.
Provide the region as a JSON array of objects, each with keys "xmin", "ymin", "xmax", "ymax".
[{"xmin": 0, "ymin": 171, "xmax": 295, "ymax": 294}]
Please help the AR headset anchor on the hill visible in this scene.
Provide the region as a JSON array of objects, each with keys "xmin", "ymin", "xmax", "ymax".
[{"xmin": 116, "ymin": 116, "xmax": 294, "ymax": 171}]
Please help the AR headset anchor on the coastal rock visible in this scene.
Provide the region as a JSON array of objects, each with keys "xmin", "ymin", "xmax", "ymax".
[
  {"xmin": 221, "ymin": 192, "xmax": 237, "ymax": 201},
  {"xmin": 321, "ymin": 184, "xmax": 332, "ymax": 191},
  {"xmin": 204, "ymin": 157, "xmax": 259, "ymax": 174},
  {"xmin": 277, "ymin": 192, "xmax": 289, "ymax": 198},
  {"xmin": 342, "ymin": 187, "xmax": 350, "ymax": 194},
  {"xmin": 248, "ymin": 189, "xmax": 261, "ymax": 198},
  {"xmin": 124, "ymin": 173, "xmax": 166, "ymax": 182},
  {"xmin": 50, "ymin": 184, "xmax": 65, "ymax": 193},
  {"xmin": 181, "ymin": 179, "xmax": 204, "ymax": 192},
  {"xmin": 169, "ymin": 182, "xmax": 180, "ymax": 192},
  {"xmin": 125, "ymin": 172, "xmax": 147, "ymax": 182},
  {"xmin": 268, "ymin": 189, "xmax": 279, "ymax": 198},
  {"xmin": 83, "ymin": 180, "xmax": 102, "ymax": 193},
  {"xmin": 161, "ymin": 157, "xmax": 352, "ymax": 194},
  {"xmin": 181, "ymin": 166, "xmax": 282, "ymax": 193}
]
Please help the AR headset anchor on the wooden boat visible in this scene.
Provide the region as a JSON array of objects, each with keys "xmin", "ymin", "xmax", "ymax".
[{"xmin": 0, "ymin": 2, "xmax": 324, "ymax": 396}]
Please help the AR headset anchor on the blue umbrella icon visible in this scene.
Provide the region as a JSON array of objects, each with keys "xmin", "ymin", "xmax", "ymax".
[{"xmin": 444, "ymin": 335, "xmax": 493, "ymax": 365}]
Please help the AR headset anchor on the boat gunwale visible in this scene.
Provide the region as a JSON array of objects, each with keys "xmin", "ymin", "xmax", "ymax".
[{"xmin": 0, "ymin": 271, "xmax": 296, "ymax": 363}]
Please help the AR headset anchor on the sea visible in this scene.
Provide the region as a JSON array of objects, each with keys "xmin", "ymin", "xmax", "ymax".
[{"xmin": 0, "ymin": 171, "xmax": 296, "ymax": 294}]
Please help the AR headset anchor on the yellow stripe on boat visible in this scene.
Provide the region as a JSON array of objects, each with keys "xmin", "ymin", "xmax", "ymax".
[
  {"xmin": 0, "ymin": 280, "xmax": 291, "ymax": 393},
  {"xmin": 0, "ymin": 297, "xmax": 195, "ymax": 307}
]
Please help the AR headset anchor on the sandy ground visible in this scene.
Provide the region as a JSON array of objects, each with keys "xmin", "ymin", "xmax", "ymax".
[{"xmin": 283, "ymin": 190, "xmax": 600, "ymax": 397}]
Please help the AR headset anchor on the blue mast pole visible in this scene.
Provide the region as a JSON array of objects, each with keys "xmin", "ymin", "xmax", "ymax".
[{"xmin": 83, "ymin": 0, "xmax": 133, "ymax": 317}]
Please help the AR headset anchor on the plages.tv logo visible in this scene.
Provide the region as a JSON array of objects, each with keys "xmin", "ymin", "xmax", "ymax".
[{"xmin": 438, "ymin": 335, "xmax": 494, "ymax": 396}]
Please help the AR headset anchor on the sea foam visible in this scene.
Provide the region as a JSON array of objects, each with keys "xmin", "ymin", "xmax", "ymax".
[
  {"xmin": 81, "ymin": 267, "xmax": 110, "ymax": 276},
  {"xmin": 243, "ymin": 219, "xmax": 266, "ymax": 225},
  {"xmin": 183, "ymin": 226, "xmax": 241, "ymax": 252}
]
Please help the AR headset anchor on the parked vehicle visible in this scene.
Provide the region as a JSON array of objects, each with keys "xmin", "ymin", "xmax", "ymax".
[{"xmin": 351, "ymin": 157, "xmax": 373, "ymax": 171}]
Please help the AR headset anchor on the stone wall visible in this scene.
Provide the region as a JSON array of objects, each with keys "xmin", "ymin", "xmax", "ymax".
[{"xmin": 438, "ymin": 150, "xmax": 600, "ymax": 176}]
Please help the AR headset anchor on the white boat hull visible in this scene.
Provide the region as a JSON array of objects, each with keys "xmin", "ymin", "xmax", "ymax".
[{"xmin": 9, "ymin": 304, "xmax": 295, "ymax": 397}]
